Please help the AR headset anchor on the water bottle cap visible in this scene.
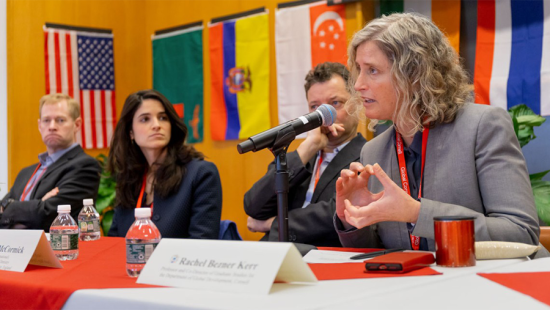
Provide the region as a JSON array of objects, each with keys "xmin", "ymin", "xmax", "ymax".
[
  {"xmin": 83, "ymin": 198, "xmax": 94, "ymax": 205},
  {"xmin": 135, "ymin": 208, "xmax": 151, "ymax": 218},
  {"xmin": 57, "ymin": 205, "xmax": 71, "ymax": 212}
]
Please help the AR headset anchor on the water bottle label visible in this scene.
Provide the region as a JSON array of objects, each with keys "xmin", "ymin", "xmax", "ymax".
[
  {"xmin": 126, "ymin": 242, "xmax": 158, "ymax": 264},
  {"xmin": 50, "ymin": 233, "xmax": 79, "ymax": 250},
  {"xmin": 79, "ymin": 220, "xmax": 99, "ymax": 232}
]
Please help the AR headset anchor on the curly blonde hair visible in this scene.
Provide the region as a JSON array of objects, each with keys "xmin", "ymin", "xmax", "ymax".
[{"xmin": 346, "ymin": 13, "xmax": 473, "ymax": 136}]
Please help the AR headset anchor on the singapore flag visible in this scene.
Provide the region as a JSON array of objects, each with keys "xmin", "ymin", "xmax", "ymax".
[{"xmin": 275, "ymin": 1, "xmax": 347, "ymax": 127}]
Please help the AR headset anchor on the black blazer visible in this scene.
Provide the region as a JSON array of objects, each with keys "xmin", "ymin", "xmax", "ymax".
[
  {"xmin": 1, "ymin": 145, "xmax": 101, "ymax": 231},
  {"xmin": 108, "ymin": 159, "xmax": 222, "ymax": 239},
  {"xmin": 244, "ymin": 133, "xmax": 367, "ymax": 246}
]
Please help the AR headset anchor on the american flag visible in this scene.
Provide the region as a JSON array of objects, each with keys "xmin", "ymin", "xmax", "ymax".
[{"xmin": 44, "ymin": 25, "xmax": 116, "ymax": 149}]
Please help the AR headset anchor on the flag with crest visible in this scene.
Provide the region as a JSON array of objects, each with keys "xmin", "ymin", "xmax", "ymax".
[{"xmin": 209, "ymin": 9, "xmax": 271, "ymax": 140}]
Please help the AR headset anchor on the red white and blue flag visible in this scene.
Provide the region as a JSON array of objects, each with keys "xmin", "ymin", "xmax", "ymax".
[
  {"xmin": 473, "ymin": 0, "xmax": 550, "ymax": 116},
  {"xmin": 44, "ymin": 25, "xmax": 116, "ymax": 149}
]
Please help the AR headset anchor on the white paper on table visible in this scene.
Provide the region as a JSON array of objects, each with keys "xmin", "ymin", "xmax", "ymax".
[
  {"xmin": 303, "ymin": 250, "xmax": 368, "ymax": 264},
  {"xmin": 0, "ymin": 230, "xmax": 62, "ymax": 272},
  {"xmin": 137, "ymin": 239, "xmax": 317, "ymax": 295}
]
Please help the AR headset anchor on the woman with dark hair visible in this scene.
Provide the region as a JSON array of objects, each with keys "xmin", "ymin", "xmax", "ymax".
[
  {"xmin": 334, "ymin": 13, "xmax": 547, "ymax": 256},
  {"xmin": 107, "ymin": 89, "xmax": 222, "ymax": 239}
]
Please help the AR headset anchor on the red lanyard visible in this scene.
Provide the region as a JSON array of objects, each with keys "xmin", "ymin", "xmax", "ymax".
[
  {"xmin": 313, "ymin": 153, "xmax": 323, "ymax": 189},
  {"xmin": 20, "ymin": 164, "xmax": 47, "ymax": 201},
  {"xmin": 136, "ymin": 173, "xmax": 154, "ymax": 211},
  {"xmin": 395, "ymin": 127, "xmax": 429, "ymax": 250}
]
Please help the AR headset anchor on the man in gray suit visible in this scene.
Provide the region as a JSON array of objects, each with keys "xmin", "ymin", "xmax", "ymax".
[{"xmin": 335, "ymin": 13, "xmax": 547, "ymax": 257}]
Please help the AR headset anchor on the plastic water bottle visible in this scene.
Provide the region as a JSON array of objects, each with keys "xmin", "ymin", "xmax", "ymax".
[
  {"xmin": 125, "ymin": 208, "xmax": 161, "ymax": 277},
  {"xmin": 50, "ymin": 205, "xmax": 79, "ymax": 261},
  {"xmin": 78, "ymin": 198, "xmax": 101, "ymax": 241}
]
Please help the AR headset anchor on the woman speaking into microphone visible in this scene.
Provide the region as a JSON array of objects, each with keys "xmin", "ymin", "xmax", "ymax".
[
  {"xmin": 335, "ymin": 13, "xmax": 546, "ymax": 256},
  {"xmin": 107, "ymin": 89, "xmax": 222, "ymax": 239}
]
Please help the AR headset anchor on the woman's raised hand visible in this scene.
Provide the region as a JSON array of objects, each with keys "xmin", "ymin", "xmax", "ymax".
[{"xmin": 343, "ymin": 163, "xmax": 421, "ymax": 229}]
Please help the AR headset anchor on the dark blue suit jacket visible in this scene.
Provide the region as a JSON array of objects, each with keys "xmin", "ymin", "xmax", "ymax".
[
  {"xmin": 108, "ymin": 159, "xmax": 222, "ymax": 239},
  {"xmin": 244, "ymin": 133, "xmax": 367, "ymax": 246},
  {"xmin": 1, "ymin": 145, "xmax": 100, "ymax": 231}
]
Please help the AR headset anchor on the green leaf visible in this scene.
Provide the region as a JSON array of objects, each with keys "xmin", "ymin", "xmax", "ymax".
[
  {"xmin": 517, "ymin": 126, "xmax": 535, "ymax": 148},
  {"xmin": 530, "ymin": 170, "xmax": 550, "ymax": 181},
  {"xmin": 101, "ymin": 210, "xmax": 114, "ymax": 236},
  {"xmin": 96, "ymin": 192, "xmax": 116, "ymax": 213},
  {"xmin": 508, "ymin": 105, "xmax": 546, "ymax": 148},
  {"xmin": 511, "ymin": 114, "xmax": 519, "ymax": 138},
  {"xmin": 508, "ymin": 106, "xmax": 550, "ymax": 225},
  {"xmin": 94, "ymin": 154, "xmax": 117, "ymax": 232},
  {"xmin": 516, "ymin": 115, "xmax": 546, "ymax": 127},
  {"xmin": 508, "ymin": 104, "xmax": 537, "ymax": 118},
  {"xmin": 531, "ymin": 179, "xmax": 550, "ymax": 226}
]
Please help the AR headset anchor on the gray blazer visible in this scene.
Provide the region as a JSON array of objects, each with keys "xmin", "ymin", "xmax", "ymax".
[{"xmin": 336, "ymin": 103, "xmax": 547, "ymax": 256}]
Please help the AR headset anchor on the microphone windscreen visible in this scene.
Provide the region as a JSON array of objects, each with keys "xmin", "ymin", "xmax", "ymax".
[{"xmin": 317, "ymin": 104, "xmax": 337, "ymax": 126}]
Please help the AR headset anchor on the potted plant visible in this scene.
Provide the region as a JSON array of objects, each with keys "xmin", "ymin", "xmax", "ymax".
[
  {"xmin": 508, "ymin": 104, "xmax": 550, "ymax": 225},
  {"xmin": 95, "ymin": 154, "xmax": 116, "ymax": 235}
]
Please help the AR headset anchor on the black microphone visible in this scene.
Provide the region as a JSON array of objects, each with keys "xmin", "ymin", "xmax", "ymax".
[{"xmin": 237, "ymin": 104, "xmax": 337, "ymax": 154}]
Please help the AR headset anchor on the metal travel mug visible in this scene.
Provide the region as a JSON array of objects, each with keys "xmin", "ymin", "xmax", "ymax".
[{"xmin": 434, "ymin": 216, "xmax": 476, "ymax": 267}]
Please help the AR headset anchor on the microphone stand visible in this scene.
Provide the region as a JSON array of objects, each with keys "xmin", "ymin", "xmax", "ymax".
[{"xmin": 269, "ymin": 124, "xmax": 297, "ymax": 242}]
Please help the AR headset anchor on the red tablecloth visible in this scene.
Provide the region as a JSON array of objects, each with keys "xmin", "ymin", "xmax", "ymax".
[
  {"xmin": 0, "ymin": 237, "xmax": 159, "ymax": 310},
  {"xmin": 309, "ymin": 262, "xmax": 441, "ymax": 281},
  {"xmin": 478, "ymin": 272, "xmax": 550, "ymax": 306},
  {"xmin": 312, "ymin": 247, "xmax": 441, "ymax": 280}
]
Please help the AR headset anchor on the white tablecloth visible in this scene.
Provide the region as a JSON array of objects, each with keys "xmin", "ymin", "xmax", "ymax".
[{"xmin": 62, "ymin": 257, "xmax": 550, "ymax": 310}]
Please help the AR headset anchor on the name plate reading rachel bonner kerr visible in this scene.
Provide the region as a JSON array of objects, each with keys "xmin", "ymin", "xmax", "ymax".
[
  {"xmin": 0, "ymin": 230, "xmax": 62, "ymax": 272},
  {"xmin": 137, "ymin": 239, "xmax": 317, "ymax": 294}
]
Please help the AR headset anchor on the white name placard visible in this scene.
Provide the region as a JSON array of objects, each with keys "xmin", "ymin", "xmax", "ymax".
[
  {"xmin": 0, "ymin": 229, "xmax": 62, "ymax": 272},
  {"xmin": 137, "ymin": 239, "xmax": 317, "ymax": 294}
]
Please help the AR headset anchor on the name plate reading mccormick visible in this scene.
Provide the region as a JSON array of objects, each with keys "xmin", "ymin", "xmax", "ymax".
[
  {"xmin": 0, "ymin": 230, "xmax": 62, "ymax": 272},
  {"xmin": 137, "ymin": 239, "xmax": 317, "ymax": 294}
]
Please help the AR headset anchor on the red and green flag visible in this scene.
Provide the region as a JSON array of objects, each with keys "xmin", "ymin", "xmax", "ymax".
[{"xmin": 153, "ymin": 22, "xmax": 204, "ymax": 143}]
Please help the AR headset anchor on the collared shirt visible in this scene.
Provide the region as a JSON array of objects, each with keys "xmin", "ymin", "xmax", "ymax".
[
  {"xmin": 22, "ymin": 143, "xmax": 79, "ymax": 201},
  {"xmin": 402, "ymin": 130, "xmax": 423, "ymax": 199},
  {"xmin": 302, "ymin": 140, "xmax": 351, "ymax": 208},
  {"xmin": 395, "ymin": 129, "xmax": 429, "ymax": 251}
]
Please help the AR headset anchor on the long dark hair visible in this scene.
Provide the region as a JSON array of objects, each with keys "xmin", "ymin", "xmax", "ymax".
[{"xmin": 108, "ymin": 89, "xmax": 204, "ymax": 208}]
